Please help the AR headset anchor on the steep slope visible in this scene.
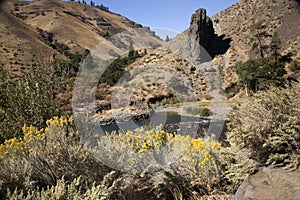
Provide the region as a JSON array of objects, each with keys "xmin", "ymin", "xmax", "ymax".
[
  {"xmin": 211, "ymin": 0, "xmax": 300, "ymax": 97},
  {"xmin": 0, "ymin": 0, "xmax": 161, "ymax": 76},
  {"xmin": 165, "ymin": 0, "xmax": 299, "ymax": 99},
  {"xmin": 12, "ymin": 0, "xmax": 143, "ymax": 52},
  {"xmin": 0, "ymin": 5, "xmax": 57, "ymax": 75},
  {"xmin": 0, "ymin": 0, "xmax": 164, "ymax": 115}
]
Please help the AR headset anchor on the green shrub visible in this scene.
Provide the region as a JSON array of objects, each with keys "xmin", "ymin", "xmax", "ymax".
[
  {"xmin": 0, "ymin": 65, "xmax": 61, "ymax": 143},
  {"xmin": 184, "ymin": 106, "xmax": 213, "ymax": 117},
  {"xmin": 235, "ymin": 57, "xmax": 286, "ymax": 93},
  {"xmin": 223, "ymin": 82, "xmax": 300, "ymax": 186},
  {"xmin": 99, "ymin": 50, "xmax": 145, "ymax": 86}
]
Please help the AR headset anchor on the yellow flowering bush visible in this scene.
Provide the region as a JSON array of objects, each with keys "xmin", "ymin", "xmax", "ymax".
[
  {"xmin": 0, "ymin": 116, "xmax": 72, "ymax": 159},
  {"xmin": 94, "ymin": 125, "xmax": 222, "ymax": 182},
  {"xmin": 112, "ymin": 131, "xmax": 223, "ymax": 199},
  {"xmin": 122, "ymin": 126, "xmax": 173, "ymax": 154},
  {"xmin": 45, "ymin": 116, "xmax": 72, "ymax": 127},
  {"xmin": 0, "ymin": 117, "xmax": 225, "ymax": 199},
  {"xmin": 0, "ymin": 125, "xmax": 45, "ymax": 159},
  {"xmin": 187, "ymin": 137, "xmax": 221, "ymax": 167},
  {"xmin": 0, "ymin": 116, "xmax": 110, "ymax": 198}
]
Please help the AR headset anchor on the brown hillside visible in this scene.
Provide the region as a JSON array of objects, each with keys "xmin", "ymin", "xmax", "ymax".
[
  {"xmin": 0, "ymin": 0, "xmax": 151, "ymax": 76},
  {"xmin": 211, "ymin": 0, "xmax": 300, "ymax": 96},
  {"xmin": 0, "ymin": 5, "xmax": 56, "ymax": 75},
  {"xmin": 12, "ymin": 0, "xmax": 142, "ymax": 52}
]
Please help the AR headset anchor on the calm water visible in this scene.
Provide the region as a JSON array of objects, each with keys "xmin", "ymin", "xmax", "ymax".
[{"xmin": 100, "ymin": 111, "xmax": 226, "ymax": 139}]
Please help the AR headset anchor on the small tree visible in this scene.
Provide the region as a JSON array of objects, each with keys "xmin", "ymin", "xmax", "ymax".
[
  {"xmin": 0, "ymin": 61, "xmax": 69, "ymax": 143},
  {"xmin": 0, "ymin": 67, "xmax": 59, "ymax": 143},
  {"xmin": 249, "ymin": 21, "xmax": 271, "ymax": 58},
  {"xmin": 235, "ymin": 57, "xmax": 286, "ymax": 94},
  {"xmin": 269, "ymin": 32, "xmax": 281, "ymax": 60}
]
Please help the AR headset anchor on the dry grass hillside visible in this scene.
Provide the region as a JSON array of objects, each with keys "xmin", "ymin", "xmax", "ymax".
[
  {"xmin": 0, "ymin": 4, "xmax": 56, "ymax": 76},
  {"xmin": 12, "ymin": 0, "xmax": 142, "ymax": 51},
  {"xmin": 0, "ymin": 0, "xmax": 148, "ymax": 75},
  {"xmin": 1, "ymin": 0, "xmax": 299, "ymax": 110},
  {"xmin": 211, "ymin": 0, "xmax": 300, "ymax": 97}
]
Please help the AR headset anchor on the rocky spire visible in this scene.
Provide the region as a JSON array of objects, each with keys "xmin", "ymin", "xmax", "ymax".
[
  {"xmin": 189, "ymin": 9, "xmax": 214, "ymax": 52},
  {"xmin": 188, "ymin": 8, "xmax": 231, "ymax": 62}
]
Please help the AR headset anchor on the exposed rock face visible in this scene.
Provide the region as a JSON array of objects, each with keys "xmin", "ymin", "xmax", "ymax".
[
  {"xmin": 189, "ymin": 9, "xmax": 214, "ymax": 61},
  {"xmin": 188, "ymin": 9, "xmax": 231, "ymax": 62},
  {"xmin": 235, "ymin": 167, "xmax": 300, "ymax": 200}
]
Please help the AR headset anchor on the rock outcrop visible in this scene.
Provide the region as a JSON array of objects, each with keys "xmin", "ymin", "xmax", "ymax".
[
  {"xmin": 188, "ymin": 9, "xmax": 215, "ymax": 62},
  {"xmin": 235, "ymin": 167, "xmax": 300, "ymax": 200},
  {"xmin": 188, "ymin": 9, "xmax": 231, "ymax": 62}
]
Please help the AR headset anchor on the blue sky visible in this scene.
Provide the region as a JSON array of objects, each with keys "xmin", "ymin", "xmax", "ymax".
[{"xmin": 93, "ymin": 0, "xmax": 240, "ymax": 36}]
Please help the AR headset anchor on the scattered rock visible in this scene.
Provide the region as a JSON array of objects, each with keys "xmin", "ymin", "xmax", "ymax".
[{"xmin": 92, "ymin": 108, "xmax": 149, "ymax": 125}]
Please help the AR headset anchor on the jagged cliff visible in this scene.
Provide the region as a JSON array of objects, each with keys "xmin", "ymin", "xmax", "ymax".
[{"xmin": 164, "ymin": 0, "xmax": 300, "ymax": 99}]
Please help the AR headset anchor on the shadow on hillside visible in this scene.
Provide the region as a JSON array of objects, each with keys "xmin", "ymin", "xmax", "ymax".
[
  {"xmin": 280, "ymin": 52, "xmax": 293, "ymax": 63},
  {"xmin": 208, "ymin": 34, "xmax": 232, "ymax": 59}
]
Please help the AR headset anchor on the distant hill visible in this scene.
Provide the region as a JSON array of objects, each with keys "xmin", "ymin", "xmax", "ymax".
[{"xmin": 0, "ymin": 0, "xmax": 160, "ymax": 75}]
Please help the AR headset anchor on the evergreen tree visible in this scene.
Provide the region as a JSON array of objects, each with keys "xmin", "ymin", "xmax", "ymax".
[
  {"xmin": 235, "ymin": 57, "xmax": 286, "ymax": 94},
  {"xmin": 249, "ymin": 21, "xmax": 271, "ymax": 58},
  {"xmin": 270, "ymin": 32, "xmax": 281, "ymax": 60}
]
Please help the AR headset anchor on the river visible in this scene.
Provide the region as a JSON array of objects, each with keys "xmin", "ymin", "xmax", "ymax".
[{"xmin": 100, "ymin": 111, "xmax": 227, "ymax": 139}]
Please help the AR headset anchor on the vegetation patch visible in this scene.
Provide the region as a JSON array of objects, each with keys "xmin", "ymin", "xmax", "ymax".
[
  {"xmin": 222, "ymin": 82, "xmax": 300, "ymax": 187},
  {"xmin": 184, "ymin": 106, "xmax": 213, "ymax": 118},
  {"xmin": 99, "ymin": 50, "xmax": 146, "ymax": 86}
]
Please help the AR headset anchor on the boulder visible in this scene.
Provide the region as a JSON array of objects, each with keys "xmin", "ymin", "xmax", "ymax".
[{"xmin": 235, "ymin": 167, "xmax": 300, "ymax": 200}]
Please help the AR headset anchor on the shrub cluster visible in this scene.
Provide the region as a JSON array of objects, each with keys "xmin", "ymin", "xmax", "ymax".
[
  {"xmin": 0, "ymin": 66, "xmax": 61, "ymax": 143},
  {"xmin": 0, "ymin": 118, "xmax": 225, "ymax": 199},
  {"xmin": 222, "ymin": 82, "xmax": 300, "ymax": 186},
  {"xmin": 2, "ymin": 83, "xmax": 300, "ymax": 198},
  {"xmin": 0, "ymin": 117, "xmax": 110, "ymax": 198},
  {"xmin": 184, "ymin": 106, "xmax": 213, "ymax": 118},
  {"xmin": 99, "ymin": 50, "xmax": 145, "ymax": 86}
]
